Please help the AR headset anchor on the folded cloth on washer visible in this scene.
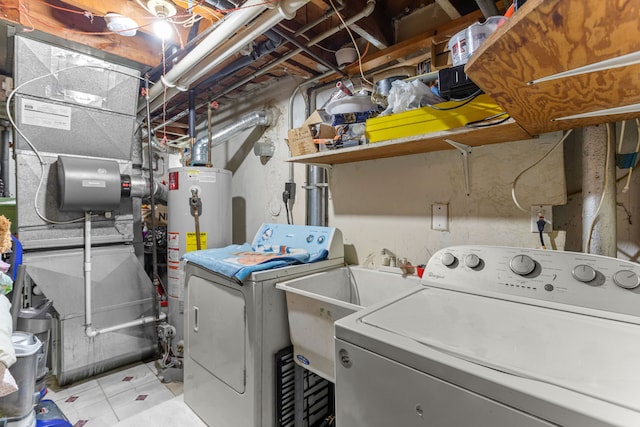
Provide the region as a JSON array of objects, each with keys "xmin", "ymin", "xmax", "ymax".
[{"xmin": 183, "ymin": 243, "xmax": 329, "ymax": 282}]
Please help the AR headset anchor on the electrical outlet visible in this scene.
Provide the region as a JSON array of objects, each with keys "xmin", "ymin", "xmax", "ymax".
[{"xmin": 531, "ymin": 205, "xmax": 552, "ymax": 233}]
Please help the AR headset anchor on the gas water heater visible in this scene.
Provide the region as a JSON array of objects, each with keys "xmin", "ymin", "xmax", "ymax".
[{"xmin": 167, "ymin": 167, "xmax": 232, "ymax": 357}]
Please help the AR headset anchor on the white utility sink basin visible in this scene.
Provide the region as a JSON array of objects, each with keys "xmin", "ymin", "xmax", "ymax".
[{"xmin": 276, "ymin": 266, "xmax": 421, "ymax": 382}]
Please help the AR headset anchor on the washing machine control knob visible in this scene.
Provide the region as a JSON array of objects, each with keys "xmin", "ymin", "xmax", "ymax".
[
  {"xmin": 613, "ymin": 270, "xmax": 640, "ymax": 289},
  {"xmin": 572, "ymin": 264, "xmax": 597, "ymax": 283},
  {"xmin": 464, "ymin": 254, "xmax": 481, "ymax": 269},
  {"xmin": 509, "ymin": 255, "xmax": 536, "ymax": 276},
  {"xmin": 441, "ymin": 252, "xmax": 456, "ymax": 267}
]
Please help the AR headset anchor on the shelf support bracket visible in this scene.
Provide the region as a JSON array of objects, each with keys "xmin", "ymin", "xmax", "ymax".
[{"xmin": 444, "ymin": 139, "xmax": 472, "ymax": 196}]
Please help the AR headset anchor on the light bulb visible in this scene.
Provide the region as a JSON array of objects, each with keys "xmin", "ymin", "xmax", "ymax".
[{"xmin": 153, "ymin": 19, "xmax": 173, "ymax": 40}]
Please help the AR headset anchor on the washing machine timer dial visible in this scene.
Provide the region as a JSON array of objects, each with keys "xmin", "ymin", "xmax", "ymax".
[
  {"xmin": 613, "ymin": 270, "xmax": 640, "ymax": 289},
  {"xmin": 509, "ymin": 254, "xmax": 536, "ymax": 276},
  {"xmin": 464, "ymin": 254, "xmax": 481, "ymax": 269},
  {"xmin": 572, "ymin": 264, "xmax": 597, "ymax": 283},
  {"xmin": 440, "ymin": 252, "xmax": 456, "ymax": 267}
]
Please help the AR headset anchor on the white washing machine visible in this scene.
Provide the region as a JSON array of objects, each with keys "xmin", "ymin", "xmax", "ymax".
[
  {"xmin": 335, "ymin": 246, "xmax": 640, "ymax": 427},
  {"xmin": 183, "ymin": 223, "xmax": 343, "ymax": 427}
]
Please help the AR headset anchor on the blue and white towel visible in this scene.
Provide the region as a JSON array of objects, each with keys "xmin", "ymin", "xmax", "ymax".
[{"xmin": 183, "ymin": 243, "xmax": 329, "ymax": 282}]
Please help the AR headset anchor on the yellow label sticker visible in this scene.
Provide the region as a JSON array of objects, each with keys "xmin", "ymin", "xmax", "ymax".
[{"xmin": 186, "ymin": 232, "xmax": 207, "ymax": 252}]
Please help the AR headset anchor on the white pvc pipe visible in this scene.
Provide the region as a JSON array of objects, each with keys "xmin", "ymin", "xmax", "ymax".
[
  {"xmin": 86, "ymin": 313, "xmax": 167, "ymax": 338},
  {"xmin": 147, "ymin": 0, "xmax": 311, "ymax": 114},
  {"xmin": 84, "ymin": 212, "xmax": 92, "ymax": 329},
  {"xmin": 84, "ymin": 211, "xmax": 166, "ymax": 338},
  {"xmin": 140, "ymin": 0, "xmax": 271, "ymax": 113}
]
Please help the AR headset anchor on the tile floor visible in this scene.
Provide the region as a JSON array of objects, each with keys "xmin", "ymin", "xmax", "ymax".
[{"xmin": 45, "ymin": 361, "xmax": 207, "ymax": 427}]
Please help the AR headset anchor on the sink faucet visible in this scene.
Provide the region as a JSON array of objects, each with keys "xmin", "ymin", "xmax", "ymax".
[
  {"xmin": 381, "ymin": 248, "xmax": 397, "ymax": 267},
  {"xmin": 397, "ymin": 257, "xmax": 414, "ymax": 276}
]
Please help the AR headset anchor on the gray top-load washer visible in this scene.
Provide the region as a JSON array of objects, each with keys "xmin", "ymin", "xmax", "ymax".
[{"xmin": 335, "ymin": 245, "xmax": 640, "ymax": 427}]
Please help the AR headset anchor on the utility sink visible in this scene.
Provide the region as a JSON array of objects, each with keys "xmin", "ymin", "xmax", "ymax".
[{"xmin": 276, "ymin": 266, "xmax": 421, "ymax": 382}]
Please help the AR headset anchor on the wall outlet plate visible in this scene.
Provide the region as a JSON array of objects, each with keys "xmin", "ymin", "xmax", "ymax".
[
  {"xmin": 432, "ymin": 203, "xmax": 449, "ymax": 231},
  {"xmin": 531, "ymin": 205, "xmax": 552, "ymax": 233}
]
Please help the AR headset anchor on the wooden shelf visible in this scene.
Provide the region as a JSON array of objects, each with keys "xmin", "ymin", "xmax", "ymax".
[
  {"xmin": 465, "ymin": 0, "xmax": 640, "ymax": 136},
  {"xmin": 286, "ymin": 119, "xmax": 531, "ymax": 165}
]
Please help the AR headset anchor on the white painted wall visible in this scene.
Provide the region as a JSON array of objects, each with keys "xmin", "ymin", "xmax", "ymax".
[
  {"xmin": 327, "ymin": 133, "xmax": 567, "ymax": 267},
  {"xmin": 205, "ymin": 76, "xmax": 639, "ymax": 266}
]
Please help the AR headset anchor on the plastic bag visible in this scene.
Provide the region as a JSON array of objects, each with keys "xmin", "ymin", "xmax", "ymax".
[
  {"xmin": 380, "ymin": 79, "xmax": 446, "ymax": 116},
  {"xmin": 0, "ymin": 363, "xmax": 18, "ymax": 397},
  {"xmin": 0, "ymin": 273, "xmax": 12, "ymax": 295}
]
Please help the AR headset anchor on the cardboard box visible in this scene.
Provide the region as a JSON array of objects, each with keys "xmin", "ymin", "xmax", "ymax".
[{"xmin": 287, "ymin": 110, "xmax": 335, "ymax": 157}]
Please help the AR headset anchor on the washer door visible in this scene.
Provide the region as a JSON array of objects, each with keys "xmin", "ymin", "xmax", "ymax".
[{"xmin": 188, "ymin": 276, "xmax": 246, "ymax": 392}]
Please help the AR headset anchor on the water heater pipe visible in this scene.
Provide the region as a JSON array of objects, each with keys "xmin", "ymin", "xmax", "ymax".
[{"xmin": 191, "ymin": 109, "xmax": 275, "ymax": 165}]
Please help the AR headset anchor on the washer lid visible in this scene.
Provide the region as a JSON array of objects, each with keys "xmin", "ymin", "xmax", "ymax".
[{"xmin": 360, "ymin": 287, "xmax": 640, "ymax": 412}]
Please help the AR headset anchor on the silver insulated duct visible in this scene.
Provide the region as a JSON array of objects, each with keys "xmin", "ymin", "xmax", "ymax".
[{"xmin": 191, "ymin": 109, "xmax": 275, "ymax": 165}]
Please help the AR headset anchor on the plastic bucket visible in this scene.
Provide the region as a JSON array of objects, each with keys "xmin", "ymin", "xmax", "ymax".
[
  {"xmin": 448, "ymin": 28, "xmax": 468, "ymax": 66},
  {"xmin": 466, "ymin": 16, "xmax": 508, "ymax": 59},
  {"xmin": 0, "ymin": 332, "xmax": 42, "ymax": 419}
]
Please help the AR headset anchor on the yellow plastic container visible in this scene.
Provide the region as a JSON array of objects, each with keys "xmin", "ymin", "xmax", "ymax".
[{"xmin": 365, "ymin": 94, "xmax": 504, "ymax": 143}]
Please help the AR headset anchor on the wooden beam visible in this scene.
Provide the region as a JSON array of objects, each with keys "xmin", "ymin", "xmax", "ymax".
[
  {"xmin": 58, "ymin": 0, "xmax": 193, "ymax": 43},
  {"xmin": 16, "ymin": 0, "xmax": 163, "ymax": 66},
  {"xmin": 320, "ymin": 9, "xmax": 485, "ymax": 83},
  {"xmin": 436, "ymin": 0, "xmax": 461, "ymax": 19},
  {"xmin": 172, "ymin": 0, "xmax": 223, "ymax": 22},
  {"xmin": 0, "ymin": 0, "xmax": 21, "ymax": 24},
  {"xmin": 308, "ymin": 0, "xmax": 330, "ymax": 12}
]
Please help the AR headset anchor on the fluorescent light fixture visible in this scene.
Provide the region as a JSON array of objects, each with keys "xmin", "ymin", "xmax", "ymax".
[
  {"xmin": 553, "ymin": 102, "xmax": 640, "ymax": 121},
  {"xmin": 153, "ymin": 19, "xmax": 174, "ymax": 40},
  {"xmin": 529, "ymin": 50, "xmax": 640, "ymax": 85}
]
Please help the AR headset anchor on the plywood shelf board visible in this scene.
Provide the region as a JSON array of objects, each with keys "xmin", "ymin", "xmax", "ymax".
[
  {"xmin": 287, "ymin": 120, "xmax": 531, "ymax": 165},
  {"xmin": 465, "ymin": 0, "xmax": 640, "ymax": 135}
]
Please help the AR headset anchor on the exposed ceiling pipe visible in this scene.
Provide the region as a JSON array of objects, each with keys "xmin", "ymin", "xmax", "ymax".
[
  {"xmin": 151, "ymin": 4, "xmax": 341, "ymax": 132},
  {"xmin": 349, "ymin": 23, "xmax": 388, "ymax": 49},
  {"xmin": 194, "ymin": 31, "xmax": 284, "ymax": 90},
  {"xmin": 191, "ymin": 109, "xmax": 275, "ymax": 165},
  {"xmin": 270, "ymin": 27, "xmax": 346, "ymax": 76},
  {"xmin": 147, "ymin": 19, "xmax": 226, "ymax": 82},
  {"xmin": 475, "ymin": 0, "xmax": 500, "ymax": 18},
  {"xmin": 144, "ymin": 0, "xmax": 311, "ymax": 115},
  {"xmin": 138, "ymin": 0, "xmax": 271, "ymax": 115},
  {"xmin": 293, "ymin": 2, "xmax": 342, "ymax": 37},
  {"xmin": 218, "ymin": 0, "xmax": 377, "ymax": 99},
  {"xmin": 188, "ymin": 89, "xmax": 196, "ymax": 147}
]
